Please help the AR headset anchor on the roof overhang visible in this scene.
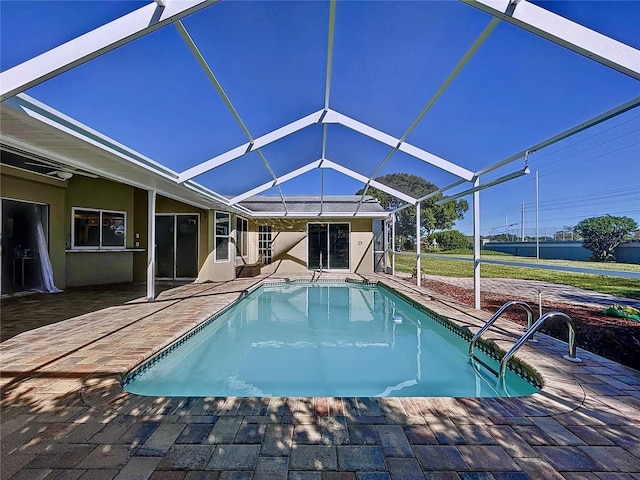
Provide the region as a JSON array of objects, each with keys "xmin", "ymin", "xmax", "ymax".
[
  {"xmin": 0, "ymin": 94, "xmax": 392, "ymax": 219},
  {"xmin": 0, "ymin": 93, "xmax": 235, "ymax": 212}
]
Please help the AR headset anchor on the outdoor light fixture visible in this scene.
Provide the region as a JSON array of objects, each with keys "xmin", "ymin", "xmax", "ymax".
[
  {"xmin": 55, "ymin": 170, "xmax": 73, "ymax": 180},
  {"xmin": 435, "ymin": 166, "xmax": 530, "ymax": 205}
]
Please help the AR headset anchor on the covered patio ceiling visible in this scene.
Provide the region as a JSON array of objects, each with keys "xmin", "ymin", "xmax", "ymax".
[{"xmin": 1, "ymin": 0, "xmax": 639, "ymax": 218}]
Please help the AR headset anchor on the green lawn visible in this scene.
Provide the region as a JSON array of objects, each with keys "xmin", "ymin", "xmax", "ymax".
[{"xmin": 392, "ymin": 251, "xmax": 640, "ymax": 299}]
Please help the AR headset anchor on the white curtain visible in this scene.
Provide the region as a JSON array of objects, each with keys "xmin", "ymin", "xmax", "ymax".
[{"xmin": 34, "ymin": 208, "xmax": 61, "ymax": 293}]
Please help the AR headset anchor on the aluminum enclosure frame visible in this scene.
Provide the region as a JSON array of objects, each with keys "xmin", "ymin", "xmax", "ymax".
[{"xmin": 1, "ymin": 0, "xmax": 638, "ymax": 304}]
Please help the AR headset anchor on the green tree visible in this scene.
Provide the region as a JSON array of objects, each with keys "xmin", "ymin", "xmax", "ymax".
[
  {"xmin": 357, "ymin": 173, "xmax": 469, "ymax": 248},
  {"xmin": 574, "ymin": 215, "xmax": 638, "ymax": 262},
  {"xmin": 426, "ymin": 230, "xmax": 471, "ymax": 251}
]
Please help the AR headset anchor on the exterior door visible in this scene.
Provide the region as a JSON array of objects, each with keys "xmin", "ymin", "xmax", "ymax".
[
  {"xmin": 308, "ymin": 223, "xmax": 328, "ymax": 270},
  {"xmin": 156, "ymin": 214, "xmax": 198, "ymax": 279},
  {"xmin": 308, "ymin": 223, "xmax": 349, "ymax": 270},
  {"xmin": 373, "ymin": 219, "xmax": 385, "ymax": 272}
]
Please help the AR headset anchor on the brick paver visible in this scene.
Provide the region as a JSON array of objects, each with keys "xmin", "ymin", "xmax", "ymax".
[
  {"xmin": 289, "ymin": 445, "xmax": 337, "ymax": 471},
  {"xmin": 385, "ymin": 457, "xmax": 425, "ymax": 480},
  {"xmin": 336, "ymin": 445, "xmax": 386, "ymax": 471},
  {"xmin": 375, "ymin": 425, "xmax": 413, "ymax": 457},
  {"xmin": 2, "ymin": 274, "xmax": 639, "ymax": 478},
  {"xmin": 207, "ymin": 444, "xmax": 260, "ymax": 470},
  {"xmin": 158, "ymin": 444, "xmax": 215, "ymax": 470}
]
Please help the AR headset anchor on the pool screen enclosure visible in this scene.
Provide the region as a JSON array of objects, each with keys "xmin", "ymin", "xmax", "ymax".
[{"xmin": 0, "ymin": 0, "xmax": 638, "ymax": 301}]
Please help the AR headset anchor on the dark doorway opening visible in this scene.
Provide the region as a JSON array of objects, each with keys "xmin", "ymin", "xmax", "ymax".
[{"xmin": 1, "ymin": 199, "xmax": 49, "ymax": 295}]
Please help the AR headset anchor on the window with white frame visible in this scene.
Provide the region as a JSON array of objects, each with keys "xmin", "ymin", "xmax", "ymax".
[
  {"xmin": 236, "ymin": 216, "xmax": 248, "ymax": 258},
  {"xmin": 72, "ymin": 208, "xmax": 126, "ymax": 249},
  {"xmin": 215, "ymin": 211, "xmax": 230, "ymax": 262},
  {"xmin": 258, "ymin": 225, "xmax": 272, "ymax": 264}
]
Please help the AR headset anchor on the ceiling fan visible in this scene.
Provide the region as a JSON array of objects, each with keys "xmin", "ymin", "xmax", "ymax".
[{"xmin": 23, "ymin": 158, "xmax": 99, "ymax": 180}]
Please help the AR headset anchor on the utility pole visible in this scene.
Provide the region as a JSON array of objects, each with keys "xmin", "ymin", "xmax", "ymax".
[
  {"xmin": 521, "ymin": 201, "xmax": 525, "ymax": 241},
  {"xmin": 536, "ymin": 168, "xmax": 540, "ymax": 260},
  {"xmin": 505, "ymin": 212, "xmax": 508, "ymax": 242}
]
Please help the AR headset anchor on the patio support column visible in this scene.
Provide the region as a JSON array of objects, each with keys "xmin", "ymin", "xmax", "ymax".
[
  {"xmin": 384, "ymin": 216, "xmax": 389, "ymax": 274},
  {"xmin": 473, "ymin": 178, "xmax": 481, "ymax": 309},
  {"xmin": 416, "ymin": 202, "xmax": 421, "ymax": 287},
  {"xmin": 147, "ymin": 189, "xmax": 156, "ymax": 302},
  {"xmin": 391, "ymin": 216, "xmax": 396, "ymax": 276}
]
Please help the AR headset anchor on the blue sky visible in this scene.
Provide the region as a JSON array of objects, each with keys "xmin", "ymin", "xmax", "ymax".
[{"xmin": 1, "ymin": 0, "xmax": 639, "ymax": 236}]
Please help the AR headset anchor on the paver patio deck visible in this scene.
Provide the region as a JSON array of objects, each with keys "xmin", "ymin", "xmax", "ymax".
[{"xmin": 1, "ymin": 274, "xmax": 639, "ymax": 479}]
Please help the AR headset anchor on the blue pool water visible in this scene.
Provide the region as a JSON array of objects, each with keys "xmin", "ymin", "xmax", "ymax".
[{"xmin": 123, "ymin": 282, "xmax": 539, "ymax": 398}]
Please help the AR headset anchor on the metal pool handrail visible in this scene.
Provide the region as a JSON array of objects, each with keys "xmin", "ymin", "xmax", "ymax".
[
  {"xmin": 312, "ymin": 251, "xmax": 324, "ymax": 283},
  {"xmin": 499, "ymin": 311, "xmax": 582, "ymax": 381},
  {"xmin": 469, "ymin": 300, "xmax": 534, "ymax": 358}
]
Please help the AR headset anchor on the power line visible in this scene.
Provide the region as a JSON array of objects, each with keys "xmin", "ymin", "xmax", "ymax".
[
  {"xmin": 532, "ymin": 113, "xmax": 640, "ymax": 163},
  {"xmin": 532, "ymin": 192, "xmax": 639, "ymax": 210},
  {"xmin": 538, "ymin": 140, "xmax": 639, "ymax": 177},
  {"xmin": 462, "ymin": 112, "xmax": 640, "ymax": 234},
  {"xmin": 483, "ymin": 185, "xmax": 639, "ymax": 216},
  {"xmin": 476, "ymin": 135, "xmax": 639, "ymax": 194},
  {"xmin": 482, "ymin": 209, "xmax": 640, "ymax": 232}
]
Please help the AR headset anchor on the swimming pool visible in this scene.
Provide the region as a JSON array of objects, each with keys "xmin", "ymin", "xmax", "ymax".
[{"xmin": 123, "ymin": 281, "xmax": 539, "ymax": 398}]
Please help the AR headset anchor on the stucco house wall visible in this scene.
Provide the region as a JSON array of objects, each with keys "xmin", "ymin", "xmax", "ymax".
[
  {"xmin": 2, "ymin": 164, "xmax": 383, "ymax": 290},
  {"xmin": 256, "ymin": 217, "xmax": 374, "ymax": 275},
  {"xmin": 197, "ymin": 211, "xmax": 234, "ymax": 283},
  {"xmin": 64, "ymin": 175, "xmax": 136, "ymax": 286},
  {"xmin": 1, "ymin": 165, "xmax": 68, "ymax": 290},
  {"xmin": 197, "ymin": 216, "xmax": 375, "ymax": 282},
  {"xmin": 1, "ymin": 167, "xmax": 218, "ymax": 289}
]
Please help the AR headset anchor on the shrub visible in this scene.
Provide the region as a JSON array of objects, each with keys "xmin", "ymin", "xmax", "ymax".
[{"xmin": 426, "ymin": 230, "xmax": 471, "ymax": 251}]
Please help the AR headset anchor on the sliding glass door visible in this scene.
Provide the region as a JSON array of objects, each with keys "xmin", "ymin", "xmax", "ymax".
[
  {"xmin": 308, "ymin": 223, "xmax": 349, "ymax": 270},
  {"xmin": 156, "ymin": 214, "xmax": 198, "ymax": 279}
]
